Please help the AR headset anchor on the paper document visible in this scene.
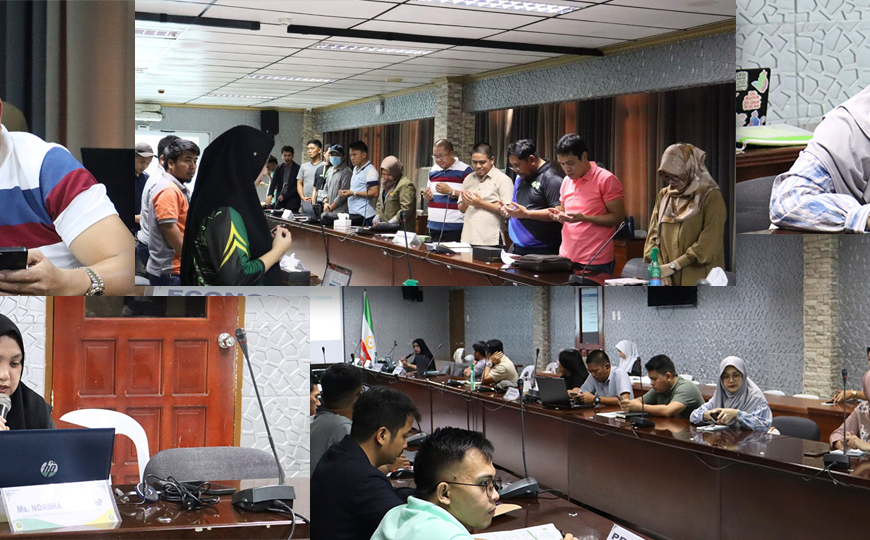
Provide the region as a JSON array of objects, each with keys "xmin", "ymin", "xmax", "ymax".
[
  {"xmin": 696, "ymin": 424, "xmax": 729, "ymax": 432},
  {"xmin": 827, "ymin": 448, "xmax": 867, "ymax": 457},
  {"xmin": 605, "ymin": 278, "xmax": 648, "ymax": 286},
  {"xmin": 500, "ymin": 249, "xmax": 518, "ymax": 269},
  {"xmin": 474, "ymin": 523, "xmax": 563, "ymax": 540},
  {"xmin": 596, "ymin": 412, "xmax": 622, "ymax": 419},
  {"xmin": 493, "ymin": 504, "xmax": 521, "ymax": 517}
]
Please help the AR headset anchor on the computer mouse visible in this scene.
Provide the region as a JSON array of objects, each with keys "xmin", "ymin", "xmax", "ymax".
[{"xmin": 389, "ymin": 468, "xmax": 415, "ymax": 479}]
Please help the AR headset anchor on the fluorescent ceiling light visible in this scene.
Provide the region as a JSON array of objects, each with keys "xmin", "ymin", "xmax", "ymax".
[
  {"xmin": 208, "ymin": 93, "xmax": 278, "ymax": 99},
  {"xmin": 244, "ymin": 75, "xmax": 334, "ymax": 83},
  {"xmin": 313, "ymin": 43, "xmax": 433, "ymax": 56},
  {"xmin": 135, "ymin": 28, "xmax": 180, "ymax": 39},
  {"xmin": 416, "ymin": 0, "xmax": 580, "ymax": 15},
  {"xmin": 135, "ymin": 111, "xmax": 164, "ymax": 122}
]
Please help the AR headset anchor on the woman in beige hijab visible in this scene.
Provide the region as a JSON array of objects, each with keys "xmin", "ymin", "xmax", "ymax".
[{"xmin": 644, "ymin": 143, "xmax": 726, "ymax": 286}]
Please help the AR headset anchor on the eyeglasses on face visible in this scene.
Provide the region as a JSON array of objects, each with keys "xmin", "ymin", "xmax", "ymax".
[
  {"xmin": 442, "ymin": 477, "xmax": 502, "ymax": 498},
  {"xmin": 720, "ymin": 372, "xmax": 743, "ymax": 382}
]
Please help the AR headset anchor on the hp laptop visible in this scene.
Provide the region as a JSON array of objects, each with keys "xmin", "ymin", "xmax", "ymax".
[
  {"xmin": 536, "ymin": 377, "xmax": 593, "ymax": 410},
  {"xmin": 0, "ymin": 428, "xmax": 115, "ymax": 488}
]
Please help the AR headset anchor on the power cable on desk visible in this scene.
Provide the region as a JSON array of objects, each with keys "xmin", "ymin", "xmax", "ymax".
[{"xmin": 269, "ymin": 499, "xmax": 298, "ymax": 540}]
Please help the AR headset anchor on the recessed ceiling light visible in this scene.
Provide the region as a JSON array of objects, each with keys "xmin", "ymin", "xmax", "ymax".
[
  {"xmin": 135, "ymin": 28, "xmax": 181, "ymax": 39},
  {"xmin": 313, "ymin": 43, "xmax": 433, "ymax": 56},
  {"xmin": 244, "ymin": 75, "xmax": 334, "ymax": 83},
  {"xmin": 416, "ymin": 0, "xmax": 579, "ymax": 15},
  {"xmin": 208, "ymin": 93, "xmax": 277, "ymax": 100}
]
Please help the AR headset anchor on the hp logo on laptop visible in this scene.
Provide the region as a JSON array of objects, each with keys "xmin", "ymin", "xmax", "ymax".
[{"xmin": 40, "ymin": 461, "xmax": 58, "ymax": 478}]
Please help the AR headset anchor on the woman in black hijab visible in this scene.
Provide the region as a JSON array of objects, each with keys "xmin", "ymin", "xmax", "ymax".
[
  {"xmin": 181, "ymin": 125, "xmax": 293, "ymax": 286},
  {"xmin": 400, "ymin": 338, "xmax": 436, "ymax": 371},
  {"xmin": 0, "ymin": 314, "xmax": 54, "ymax": 430}
]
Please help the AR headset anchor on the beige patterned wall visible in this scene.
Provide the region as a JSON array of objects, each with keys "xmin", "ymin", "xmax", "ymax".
[{"xmin": 0, "ymin": 297, "xmax": 47, "ymax": 398}]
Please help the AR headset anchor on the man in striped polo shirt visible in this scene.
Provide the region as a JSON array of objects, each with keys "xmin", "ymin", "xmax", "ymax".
[
  {"xmin": 423, "ymin": 139, "xmax": 472, "ymax": 243},
  {"xmin": 0, "ymin": 97, "xmax": 134, "ymax": 295}
]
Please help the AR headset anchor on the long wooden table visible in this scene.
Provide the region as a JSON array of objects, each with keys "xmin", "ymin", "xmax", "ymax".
[
  {"xmin": 266, "ymin": 214, "xmax": 613, "ymax": 286},
  {"xmin": 0, "ymin": 478, "xmax": 309, "ymax": 539},
  {"xmin": 360, "ymin": 368, "xmax": 866, "ymax": 539}
]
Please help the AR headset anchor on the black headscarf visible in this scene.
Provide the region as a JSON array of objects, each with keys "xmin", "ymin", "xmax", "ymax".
[
  {"xmin": 181, "ymin": 125, "xmax": 279, "ymax": 285},
  {"xmin": 411, "ymin": 338, "xmax": 436, "ymax": 371},
  {"xmin": 0, "ymin": 314, "xmax": 53, "ymax": 430}
]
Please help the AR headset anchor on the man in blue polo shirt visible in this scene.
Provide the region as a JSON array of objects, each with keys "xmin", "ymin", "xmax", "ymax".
[
  {"xmin": 340, "ymin": 140, "xmax": 379, "ymax": 226},
  {"xmin": 501, "ymin": 139, "xmax": 563, "ymax": 255}
]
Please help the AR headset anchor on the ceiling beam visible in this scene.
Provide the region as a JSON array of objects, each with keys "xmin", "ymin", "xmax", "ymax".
[{"xmin": 135, "ymin": 12, "xmax": 261, "ymax": 31}]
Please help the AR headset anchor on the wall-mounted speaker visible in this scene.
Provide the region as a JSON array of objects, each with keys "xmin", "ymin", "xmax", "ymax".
[{"xmin": 261, "ymin": 110, "xmax": 279, "ymax": 135}]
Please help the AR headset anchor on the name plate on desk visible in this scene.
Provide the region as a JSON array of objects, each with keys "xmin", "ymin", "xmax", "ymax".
[
  {"xmin": 503, "ymin": 388, "xmax": 520, "ymax": 402},
  {"xmin": 0, "ymin": 480, "xmax": 120, "ymax": 533},
  {"xmin": 607, "ymin": 524, "xmax": 646, "ymax": 540}
]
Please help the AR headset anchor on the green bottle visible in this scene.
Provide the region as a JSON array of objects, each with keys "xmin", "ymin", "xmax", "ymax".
[{"xmin": 649, "ymin": 247, "xmax": 662, "ymax": 286}]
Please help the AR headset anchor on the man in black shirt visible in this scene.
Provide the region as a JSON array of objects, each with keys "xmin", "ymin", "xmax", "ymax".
[
  {"xmin": 501, "ymin": 139, "xmax": 563, "ymax": 255},
  {"xmin": 265, "ymin": 145, "xmax": 301, "ymax": 211},
  {"xmin": 311, "ymin": 386, "xmax": 421, "ymax": 540}
]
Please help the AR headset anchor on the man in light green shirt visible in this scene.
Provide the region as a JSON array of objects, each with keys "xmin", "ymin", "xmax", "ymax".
[
  {"xmin": 619, "ymin": 354, "xmax": 704, "ymax": 419},
  {"xmin": 372, "ymin": 427, "xmax": 576, "ymax": 540}
]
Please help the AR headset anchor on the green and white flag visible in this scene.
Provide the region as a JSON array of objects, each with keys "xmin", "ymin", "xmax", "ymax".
[{"xmin": 361, "ymin": 290, "xmax": 376, "ymax": 362}]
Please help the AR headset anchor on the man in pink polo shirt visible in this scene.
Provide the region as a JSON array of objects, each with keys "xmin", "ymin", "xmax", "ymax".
[{"xmin": 549, "ymin": 134, "xmax": 625, "ymax": 273}]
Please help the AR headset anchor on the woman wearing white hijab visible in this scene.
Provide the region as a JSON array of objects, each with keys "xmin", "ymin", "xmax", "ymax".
[
  {"xmin": 614, "ymin": 340, "xmax": 641, "ymax": 376},
  {"xmin": 690, "ymin": 356, "xmax": 772, "ymax": 431}
]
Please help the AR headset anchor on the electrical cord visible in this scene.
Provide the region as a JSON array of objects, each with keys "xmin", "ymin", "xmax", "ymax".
[{"xmin": 269, "ymin": 500, "xmax": 298, "ymax": 540}]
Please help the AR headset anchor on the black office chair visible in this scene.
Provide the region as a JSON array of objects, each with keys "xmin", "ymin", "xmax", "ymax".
[
  {"xmin": 144, "ymin": 447, "xmax": 282, "ymax": 482},
  {"xmin": 620, "ymin": 258, "xmax": 648, "ymax": 279},
  {"xmin": 736, "ymin": 175, "xmax": 777, "ymax": 233},
  {"xmin": 771, "ymin": 416, "xmax": 820, "ymax": 441}
]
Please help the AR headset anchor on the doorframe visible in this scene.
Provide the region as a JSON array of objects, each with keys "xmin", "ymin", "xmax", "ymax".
[{"xmin": 45, "ymin": 297, "xmax": 247, "ymax": 446}]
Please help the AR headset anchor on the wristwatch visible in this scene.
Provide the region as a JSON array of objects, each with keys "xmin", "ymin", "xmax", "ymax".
[
  {"xmin": 852, "ymin": 390, "xmax": 857, "ymax": 398},
  {"xmin": 669, "ymin": 262, "xmax": 677, "ymax": 272},
  {"xmin": 593, "ymin": 396, "xmax": 601, "ymax": 406},
  {"xmin": 81, "ymin": 266, "xmax": 105, "ymax": 296}
]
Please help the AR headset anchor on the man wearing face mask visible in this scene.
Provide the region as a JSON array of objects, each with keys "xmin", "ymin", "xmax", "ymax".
[{"xmin": 321, "ymin": 145, "xmax": 353, "ymax": 214}]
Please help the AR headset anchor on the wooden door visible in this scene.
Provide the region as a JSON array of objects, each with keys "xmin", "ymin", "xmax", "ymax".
[
  {"xmin": 449, "ymin": 290, "xmax": 465, "ymax": 358},
  {"xmin": 51, "ymin": 297, "xmax": 241, "ymax": 484}
]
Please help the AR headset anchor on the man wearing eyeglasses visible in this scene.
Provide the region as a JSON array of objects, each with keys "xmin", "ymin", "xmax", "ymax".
[
  {"xmin": 423, "ymin": 139, "xmax": 472, "ymax": 243},
  {"xmin": 372, "ymin": 427, "xmax": 576, "ymax": 540}
]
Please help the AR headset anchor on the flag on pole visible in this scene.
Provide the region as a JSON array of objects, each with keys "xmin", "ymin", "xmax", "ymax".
[{"xmin": 361, "ymin": 290, "xmax": 376, "ymax": 363}]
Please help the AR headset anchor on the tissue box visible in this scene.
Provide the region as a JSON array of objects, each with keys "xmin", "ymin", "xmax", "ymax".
[
  {"xmin": 279, "ymin": 270, "xmax": 311, "ymax": 286},
  {"xmin": 472, "ymin": 246, "xmax": 502, "ymax": 263}
]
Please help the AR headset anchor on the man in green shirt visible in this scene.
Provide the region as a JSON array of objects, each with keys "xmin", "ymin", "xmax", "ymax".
[
  {"xmin": 619, "ymin": 355, "xmax": 703, "ymax": 419},
  {"xmin": 372, "ymin": 427, "xmax": 576, "ymax": 540}
]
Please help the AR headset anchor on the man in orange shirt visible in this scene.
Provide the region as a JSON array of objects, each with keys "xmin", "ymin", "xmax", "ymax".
[{"xmin": 144, "ymin": 139, "xmax": 199, "ymax": 285}]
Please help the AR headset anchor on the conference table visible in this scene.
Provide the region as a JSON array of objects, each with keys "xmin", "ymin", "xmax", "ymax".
[
  {"xmin": 0, "ymin": 478, "xmax": 309, "ymax": 539},
  {"xmin": 265, "ymin": 213, "xmax": 614, "ymax": 286},
  {"xmin": 357, "ymin": 367, "xmax": 866, "ymax": 539}
]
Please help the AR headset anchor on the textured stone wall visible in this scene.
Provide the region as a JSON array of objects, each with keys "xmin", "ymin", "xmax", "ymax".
[
  {"xmin": 434, "ymin": 80, "xmax": 475, "ymax": 164},
  {"xmin": 532, "ymin": 288, "xmax": 550, "ymax": 370},
  {"xmin": 0, "ymin": 297, "xmax": 47, "ymax": 398},
  {"xmin": 802, "ymin": 235, "xmax": 839, "ymax": 397},
  {"xmin": 301, "ymin": 110, "xmax": 323, "ymax": 164}
]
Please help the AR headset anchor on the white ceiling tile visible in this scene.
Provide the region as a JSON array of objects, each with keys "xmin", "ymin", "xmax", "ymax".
[
  {"xmin": 377, "ymin": 4, "xmax": 544, "ymax": 30},
  {"xmin": 486, "ymin": 30, "xmax": 622, "ymax": 48},
  {"xmin": 135, "ymin": 0, "xmax": 209, "ymax": 17},
  {"xmin": 610, "ymin": 0, "xmax": 735, "ymax": 17},
  {"xmin": 204, "ymin": 6, "xmax": 364, "ymax": 27},
  {"xmin": 515, "ymin": 17, "xmax": 670, "ymax": 40},
  {"xmin": 353, "ymin": 20, "xmax": 501, "ymax": 40},
  {"xmin": 401, "ymin": 56, "xmax": 513, "ymax": 69},
  {"xmin": 215, "ymin": 0, "xmax": 396, "ymax": 19},
  {"xmin": 563, "ymin": 4, "xmax": 731, "ymax": 29}
]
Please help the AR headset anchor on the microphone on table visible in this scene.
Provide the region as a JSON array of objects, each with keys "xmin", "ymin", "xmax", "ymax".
[
  {"xmin": 824, "ymin": 368, "xmax": 851, "ymax": 469},
  {"xmin": 0, "ymin": 394, "xmax": 10, "ymax": 421},
  {"xmin": 631, "ymin": 369, "xmax": 655, "ymax": 429},
  {"xmin": 319, "ymin": 208, "xmax": 331, "ymax": 278},
  {"xmin": 399, "ymin": 210, "xmax": 417, "ymax": 286},
  {"xmin": 498, "ymin": 377, "xmax": 539, "ymax": 499},
  {"xmin": 232, "ymin": 328, "xmax": 297, "ymax": 512},
  {"xmin": 569, "ymin": 220, "xmax": 625, "ymax": 286}
]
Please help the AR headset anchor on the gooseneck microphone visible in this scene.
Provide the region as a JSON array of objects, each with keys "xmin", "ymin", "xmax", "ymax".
[
  {"xmin": 498, "ymin": 377, "xmax": 539, "ymax": 499},
  {"xmin": 321, "ymin": 346, "xmax": 327, "ymax": 364},
  {"xmin": 569, "ymin": 220, "xmax": 626, "ymax": 286},
  {"xmin": 631, "ymin": 371, "xmax": 655, "ymax": 429},
  {"xmin": 0, "ymin": 394, "xmax": 10, "ymax": 421},
  {"xmin": 824, "ymin": 368, "xmax": 851, "ymax": 469},
  {"xmin": 232, "ymin": 328, "xmax": 297, "ymax": 511}
]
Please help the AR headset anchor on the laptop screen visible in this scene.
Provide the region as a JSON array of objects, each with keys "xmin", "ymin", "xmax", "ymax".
[{"xmin": 0, "ymin": 428, "xmax": 115, "ymax": 488}]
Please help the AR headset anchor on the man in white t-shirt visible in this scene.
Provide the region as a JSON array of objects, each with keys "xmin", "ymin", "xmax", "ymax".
[{"xmin": 0, "ymin": 97, "xmax": 134, "ymax": 295}]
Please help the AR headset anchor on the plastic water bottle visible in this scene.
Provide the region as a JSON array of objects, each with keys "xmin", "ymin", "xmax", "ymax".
[
  {"xmin": 649, "ymin": 247, "xmax": 662, "ymax": 286},
  {"xmin": 470, "ymin": 361, "xmax": 476, "ymax": 390}
]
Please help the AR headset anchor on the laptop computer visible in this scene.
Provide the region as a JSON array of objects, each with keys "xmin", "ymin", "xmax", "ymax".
[
  {"xmin": 0, "ymin": 428, "xmax": 115, "ymax": 488},
  {"xmin": 536, "ymin": 377, "xmax": 593, "ymax": 410}
]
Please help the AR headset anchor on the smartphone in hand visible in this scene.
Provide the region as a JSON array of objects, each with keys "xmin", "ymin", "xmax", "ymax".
[{"xmin": 0, "ymin": 247, "xmax": 28, "ymax": 271}]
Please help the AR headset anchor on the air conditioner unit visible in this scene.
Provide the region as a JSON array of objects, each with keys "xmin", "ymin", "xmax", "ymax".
[{"xmin": 135, "ymin": 104, "xmax": 164, "ymax": 123}]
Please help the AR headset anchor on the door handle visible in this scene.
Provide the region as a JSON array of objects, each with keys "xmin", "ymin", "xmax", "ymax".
[{"xmin": 218, "ymin": 333, "xmax": 236, "ymax": 349}]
